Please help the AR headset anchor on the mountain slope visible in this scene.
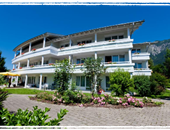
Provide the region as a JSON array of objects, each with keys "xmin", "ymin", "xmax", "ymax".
[{"xmin": 148, "ymin": 39, "xmax": 170, "ymax": 65}]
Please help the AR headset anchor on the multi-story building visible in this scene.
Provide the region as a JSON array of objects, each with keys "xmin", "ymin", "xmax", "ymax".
[{"xmin": 11, "ymin": 20, "xmax": 156, "ymax": 91}]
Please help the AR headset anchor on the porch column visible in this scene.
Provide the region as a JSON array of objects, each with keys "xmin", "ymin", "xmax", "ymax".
[
  {"xmin": 18, "ymin": 62, "xmax": 20, "ymax": 69},
  {"xmin": 29, "ymin": 42, "xmax": 31, "ymax": 52},
  {"xmin": 69, "ymin": 55, "xmax": 71, "ymax": 64},
  {"xmin": 43, "ymin": 37, "xmax": 46, "ymax": 48},
  {"xmin": 25, "ymin": 75, "xmax": 28, "ymax": 88},
  {"xmin": 39, "ymin": 74, "xmax": 42, "ymax": 90},
  {"xmin": 13, "ymin": 64, "xmax": 15, "ymax": 69},
  {"xmin": 128, "ymin": 49, "xmax": 132, "ymax": 63},
  {"xmin": 27, "ymin": 59, "xmax": 30, "ymax": 67},
  {"xmin": 20, "ymin": 47, "xmax": 22, "ymax": 56},
  {"xmin": 41, "ymin": 56, "xmax": 44, "ymax": 66},
  {"xmin": 127, "ymin": 28, "xmax": 130, "ymax": 39},
  {"xmin": 16, "ymin": 76, "xmax": 18, "ymax": 86},
  {"xmin": 95, "ymin": 33, "xmax": 97, "ymax": 43}
]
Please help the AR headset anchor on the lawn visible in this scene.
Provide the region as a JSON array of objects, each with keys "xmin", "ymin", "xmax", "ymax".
[{"xmin": 6, "ymin": 88, "xmax": 54, "ymax": 94}]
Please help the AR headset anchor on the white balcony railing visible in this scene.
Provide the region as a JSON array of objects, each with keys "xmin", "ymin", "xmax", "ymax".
[{"xmin": 134, "ymin": 68, "xmax": 151, "ymax": 70}]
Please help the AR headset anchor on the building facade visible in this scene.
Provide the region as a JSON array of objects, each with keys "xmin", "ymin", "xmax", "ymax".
[{"xmin": 11, "ymin": 20, "xmax": 155, "ymax": 91}]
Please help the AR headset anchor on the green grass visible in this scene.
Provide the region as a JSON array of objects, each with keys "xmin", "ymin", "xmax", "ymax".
[
  {"xmin": 6, "ymin": 88, "xmax": 54, "ymax": 95},
  {"xmin": 156, "ymin": 89, "xmax": 170, "ymax": 99}
]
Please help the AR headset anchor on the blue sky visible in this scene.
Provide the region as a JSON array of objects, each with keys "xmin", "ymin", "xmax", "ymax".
[{"xmin": 0, "ymin": 5, "xmax": 170, "ymax": 70}]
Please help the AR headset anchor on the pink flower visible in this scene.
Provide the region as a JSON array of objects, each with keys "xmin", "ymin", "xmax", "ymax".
[
  {"xmin": 79, "ymin": 104, "xmax": 83, "ymax": 107},
  {"xmin": 98, "ymin": 100, "xmax": 102, "ymax": 103}
]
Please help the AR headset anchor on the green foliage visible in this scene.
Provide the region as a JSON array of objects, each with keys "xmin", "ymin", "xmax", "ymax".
[
  {"xmin": 163, "ymin": 48, "xmax": 170, "ymax": 78},
  {"xmin": 148, "ymin": 58, "xmax": 154, "ymax": 70},
  {"xmin": 0, "ymin": 106, "xmax": 68, "ymax": 126},
  {"xmin": 150, "ymin": 72, "xmax": 168, "ymax": 88},
  {"xmin": 0, "ymin": 88, "xmax": 8, "ymax": 125},
  {"xmin": 109, "ymin": 68, "xmax": 134, "ymax": 96},
  {"xmin": 0, "ymin": 51, "xmax": 7, "ymax": 72},
  {"xmin": 0, "ymin": 75, "xmax": 6, "ymax": 85},
  {"xmin": 133, "ymin": 75, "xmax": 151, "ymax": 96},
  {"xmin": 152, "ymin": 64, "xmax": 165, "ymax": 74},
  {"xmin": 154, "ymin": 101, "xmax": 164, "ymax": 105},
  {"xmin": 54, "ymin": 59, "xmax": 75, "ymax": 95},
  {"xmin": 81, "ymin": 57, "xmax": 107, "ymax": 95}
]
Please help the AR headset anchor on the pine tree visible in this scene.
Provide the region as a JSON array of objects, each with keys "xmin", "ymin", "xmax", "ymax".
[{"xmin": 0, "ymin": 51, "xmax": 6, "ymax": 72}]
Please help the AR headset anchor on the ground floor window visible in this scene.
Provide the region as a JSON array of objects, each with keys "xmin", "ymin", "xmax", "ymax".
[
  {"xmin": 135, "ymin": 63, "xmax": 142, "ymax": 68},
  {"xmin": 28, "ymin": 77, "xmax": 36, "ymax": 84},
  {"xmin": 76, "ymin": 76, "xmax": 85, "ymax": 87},
  {"xmin": 38, "ymin": 76, "xmax": 47, "ymax": 84}
]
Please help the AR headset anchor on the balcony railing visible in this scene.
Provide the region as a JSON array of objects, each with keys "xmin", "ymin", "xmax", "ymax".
[
  {"xmin": 132, "ymin": 52, "xmax": 150, "ymax": 55},
  {"xmin": 134, "ymin": 68, "xmax": 151, "ymax": 70}
]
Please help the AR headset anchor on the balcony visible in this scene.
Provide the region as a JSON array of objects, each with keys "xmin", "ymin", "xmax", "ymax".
[
  {"xmin": 133, "ymin": 68, "xmax": 152, "ymax": 76},
  {"xmin": 12, "ymin": 61, "xmax": 135, "ymax": 74},
  {"xmin": 132, "ymin": 52, "xmax": 150, "ymax": 61},
  {"xmin": 58, "ymin": 38, "xmax": 133, "ymax": 56},
  {"xmin": 12, "ymin": 46, "xmax": 58, "ymax": 64}
]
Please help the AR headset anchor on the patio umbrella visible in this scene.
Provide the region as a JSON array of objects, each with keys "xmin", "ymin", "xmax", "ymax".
[{"xmin": 0, "ymin": 72, "xmax": 20, "ymax": 76}]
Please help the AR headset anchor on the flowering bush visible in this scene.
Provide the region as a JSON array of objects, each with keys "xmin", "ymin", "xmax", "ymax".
[
  {"xmin": 76, "ymin": 63, "xmax": 83, "ymax": 66},
  {"xmin": 142, "ymin": 97, "xmax": 153, "ymax": 103},
  {"xmin": 60, "ymin": 47, "xmax": 64, "ymax": 50},
  {"xmin": 78, "ymin": 43, "xmax": 85, "ymax": 46},
  {"xmin": 49, "ymin": 63, "xmax": 54, "ymax": 66},
  {"xmin": 107, "ymin": 61, "xmax": 112, "ymax": 64},
  {"xmin": 32, "ymin": 48, "xmax": 36, "ymax": 51},
  {"xmin": 30, "ymin": 65, "xmax": 34, "ymax": 68}
]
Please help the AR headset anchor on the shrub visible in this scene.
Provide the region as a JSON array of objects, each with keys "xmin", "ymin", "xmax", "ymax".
[
  {"xmin": 133, "ymin": 75, "xmax": 151, "ymax": 96},
  {"xmin": 142, "ymin": 97, "xmax": 153, "ymax": 103},
  {"xmin": 0, "ymin": 106, "xmax": 68, "ymax": 126},
  {"xmin": 150, "ymin": 72, "xmax": 168, "ymax": 88},
  {"xmin": 0, "ymin": 75, "xmax": 6, "ymax": 85},
  {"xmin": 154, "ymin": 101, "xmax": 164, "ymax": 106},
  {"xmin": 109, "ymin": 68, "xmax": 134, "ymax": 96}
]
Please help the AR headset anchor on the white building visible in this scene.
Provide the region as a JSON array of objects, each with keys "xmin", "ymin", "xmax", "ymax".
[{"xmin": 11, "ymin": 20, "xmax": 156, "ymax": 91}]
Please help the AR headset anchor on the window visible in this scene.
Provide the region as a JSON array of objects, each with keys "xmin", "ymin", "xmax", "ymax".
[
  {"xmin": 137, "ymin": 49, "xmax": 141, "ymax": 53},
  {"xmin": 132, "ymin": 49, "xmax": 136, "ymax": 54},
  {"xmin": 65, "ymin": 44, "xmax": 69, "ymax": 47},
  {"xmin": 119, "ymin": 35, "xmax": 124, "ymax": 39},
  {"xmin": 112, "ymin": 55, "xmax": 119, "ymax": 62},
  {"xmin": 105, "ymin": 56, "xmax": 112, "ymax": 62},
  {"xmin": 119, "ymin": 55, "xmax": 125, "ymax": 61},
  {"xmin": 77, "ymin": 59, "xmax": 80, "ymax": 64},
  {"xmin": 105, "ymin": 37, "xmax": 111, "ymax": 41},
  {"xmin": 81, "ymin": 76, "xmax": 85, "ymax": 87},
  {"xmin": 81, "ymin": 58, "xmax": 85, "ymax": 63},
  {"xmin": 106, "ymin": 76, "xmax": 110, "ymax": 88},
  {"xmin": 76, "ymin": 76, "xmax": 80, "ymax": 86},
  {"xmin": 112, "ymin": 36, "xmax": 117, "ymax": 39},
  {"xmin": 86, "ymin": 40, "xmax": 92, "ymax": 43},
  {"xmin": 135, "ymin": 63, "xmax": 142, "ymax": 68},
  {"xmin": 138, "ymin": 63, "xmax": 142, "ymax": 68}
]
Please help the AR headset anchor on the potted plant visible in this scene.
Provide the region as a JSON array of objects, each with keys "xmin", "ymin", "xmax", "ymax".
[
  {"xmin": 107, "ymin": 61, "xmax": 112, "ymax": 64},
  {"xmin": 30, "ymin": 65, "xmax": 34, "ymax": 68},
  {"xmin": 32, "ymin": 48, "xmax": 36, "ymax": 51},
  {"xmin": 49, "ymin": 63, "xmax": 54, "ymax": 66},
  {"xmin": 13, "ymin": 68, "xmax": 15, "ymax": 70},
  {"xmin": 19, "ymin": 67, "xmax": 22, "ymax": 69},
  {"xmin": 22, "ymin": 53, "xmax": 25, "ymax": 55},
  {"xmin": 60, "ymin": 47, "xmax": 64, "ymax": 50}
]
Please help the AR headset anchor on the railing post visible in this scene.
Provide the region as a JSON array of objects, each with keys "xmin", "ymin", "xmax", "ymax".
[
  {"xmin": 69, "ymin": 55, "xmax": 71, "ymax": 64},
  {"xmin": 13, "ymin": 64, "xmax": 15, "ymax": 69},
  {"xmin": 41, "ymin": 56, "xmax": 44, "ymax": 66}
]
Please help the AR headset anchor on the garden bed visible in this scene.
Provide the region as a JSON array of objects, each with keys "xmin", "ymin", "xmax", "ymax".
[{"xmin": 29, "ymin": 94, "xmax": 164, "ymax": 109}]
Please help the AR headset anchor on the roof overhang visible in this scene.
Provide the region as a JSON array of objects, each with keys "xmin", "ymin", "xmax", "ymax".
[
  {"xmin": 46, "ymin": 20, "xmax": 145, "ymax": 44},
  {"xmin": 13, "ymin": 32, "xmax": 64, "ymax": 51}
]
